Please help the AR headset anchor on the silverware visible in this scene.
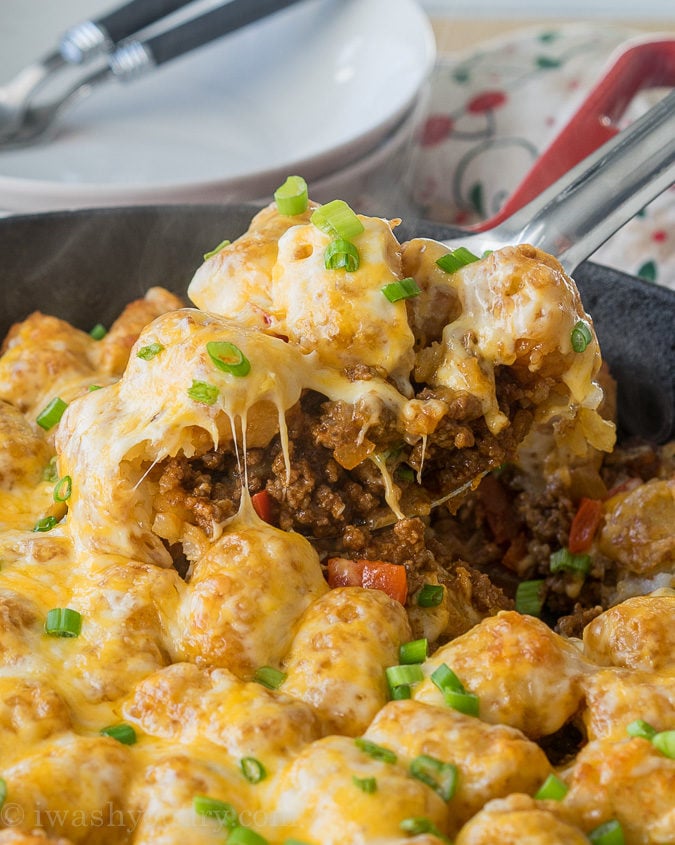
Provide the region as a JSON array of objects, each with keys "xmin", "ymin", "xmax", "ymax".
[
  {"xmin": 440, "ymin": 89, "xmax": 675, "ymax": 275},
  {"xmin": 0, "ymin": 0, "xmax": 307, "ymax": 149}
]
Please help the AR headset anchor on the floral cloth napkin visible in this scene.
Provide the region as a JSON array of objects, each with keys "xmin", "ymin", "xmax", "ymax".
[{"xmin": 405, "ymin": 22, "xmax": 674, "ymax": 290}]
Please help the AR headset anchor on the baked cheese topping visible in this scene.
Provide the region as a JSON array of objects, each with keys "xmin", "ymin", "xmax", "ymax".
[{"xmin": 0, "ymin": 195, "xmax": 671, "ymax": 845}]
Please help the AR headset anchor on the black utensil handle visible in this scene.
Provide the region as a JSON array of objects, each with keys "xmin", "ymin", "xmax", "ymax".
[
  {"xmin": 96, "ymin": 0, "xmax": 195, "ymax": 44},
  {"xmin": 144, "ymin": 0, "xmax": 306, "ymax": 66}
]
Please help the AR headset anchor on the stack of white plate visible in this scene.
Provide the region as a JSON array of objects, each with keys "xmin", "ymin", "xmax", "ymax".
[{"xmin": 0, "ymin": 0, "xmax": 435, "ymax": 213}]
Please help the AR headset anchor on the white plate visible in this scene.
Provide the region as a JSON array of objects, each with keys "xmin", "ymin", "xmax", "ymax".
[{"xmin": 0, "ymin": 0, "xmax": 435, "ymax": 211}]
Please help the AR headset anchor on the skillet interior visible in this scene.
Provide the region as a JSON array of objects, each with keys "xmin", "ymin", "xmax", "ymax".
[{"xmin": 1, "ymin": 203, "xmax": 673, "ymax": 443}]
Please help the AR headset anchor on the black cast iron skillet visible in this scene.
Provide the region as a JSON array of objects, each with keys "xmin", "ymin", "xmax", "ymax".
[{"xmin": 1, "ymin": 203, "xmax": 673, "ymax": 443}]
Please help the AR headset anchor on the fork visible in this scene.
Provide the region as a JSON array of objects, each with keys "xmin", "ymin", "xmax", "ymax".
[
  {"xmin": 439, "ymin": 89, "xmax": 675, "ymax": 276},
  {"xmin": 0, "ymin": 0, "xmax": 306, "ymax": 149}
]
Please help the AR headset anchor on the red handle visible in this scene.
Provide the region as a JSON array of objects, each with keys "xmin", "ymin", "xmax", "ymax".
[{"xmin": 472, "ymin": 36, "xmax": 675, "ymax": 231}]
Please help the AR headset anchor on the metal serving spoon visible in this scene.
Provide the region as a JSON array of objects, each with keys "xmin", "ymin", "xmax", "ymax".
[{"xmin": 439, "ymin": 88, "xmax": 675, "ymax": 275}]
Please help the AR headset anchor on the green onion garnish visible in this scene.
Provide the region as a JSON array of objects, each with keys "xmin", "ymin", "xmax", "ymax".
[
  {"xmin": 44, "ymin": 607, "xmax": 82, "ymax": 638},
  {"xmin": 399, "ymin": 817, "xmax": 444, "ymax": 838},
  {"xmin": 88, "ymin": 384, "xmax": 102, "ymax": 391},
  {"xmin": 396, "ymin": 465, "xmax": 415, "ymax": 482},
  {"xmin": 352, "ymin": 775, "xmax": 377, "ymax": 794},
  {"xmin": 0, "ymin": 777, "xmax": 6, "ymax": 808},
  {"xmin": 100, "ymin": 723, "xmax": 137, "ymax": 745},
  {"xmin": 203, "ymin": 239, "xmax": 231, "ymax": 260},
  {"xmin": 89, "ymin": 323, "xmax": 107, "ymax": 340},
  {"xmin": 571, "ymin": 320, "xmax": 592, "ymax": 353},
  {"xmin": 42, "ymin": 456, "xmax": 58, "ymax": 482},
  {"xmin": 206, "ymin": 340, "xmax": 251, "ymax": 377},
  {"xmin": 137, "ymin": 342, "xmax": 164, "ymax": 361},
  {"xmin": 53, "ymin": 474, "xmax": 72, "ymax": 503},
  {"xmin": 390, "ymin": 684, "xmax": 411, "ymax": 700},
  {"xmin": 409, "ymin": 754, "xmax": 457, "ymax": 801},
  {"xmin": 431, "ymin": 663, "xmax": 479, "ymax": 716},
  {"xmin": 324, "ymin": 238, "xmax": 360, "ymax": 272},
  {"xmin": 381, "ymin": 277, "xmax": 421, "ymax": 303},
  {"xmin": 253, "ymin": 666, "xmax": 287, "ymax": 690},
  {"xmin": 311, "ymin": 200, "xmax": 364, "ymax": 240},
  {"xmin": 442, "ymin": 688, "xmax": 480, "ymax": 716},
  {"xmin": 36, "ymin": 397, "xmax": 68, "ymax": 431},
  {"xmin": 228, "ymin": 827, "xmax": 269, "ymax": 845},
  {"xmin": 435, "ymin": 247, "xmax": 480, "ymax": 274},
  {"xmin": 550, "ymin": 547, "xmax": 591, "ymax": 576},
  {"xmin": 534, "ymin": 773, "xmax": 568, "ymax": 801},
  {"xmin": 386, "ymin": 664, "xmax": 425, "ymax": 690},
  {"xmin": 626, "ymin": 719, "xmax": 657, "ymax": 741},
  {"xmin": 33, "ymin": 516, "xmax": 58, "ymax": 533},
  {"xmin": 399, "ymin": 638, "xmax": 428, "ymax": 665},
  {"xmin": 187, "ymin": 380, "xmax": 219, "ymax": 405},
  {"xmin": 416, "ymin": 584, "xmax": 444, "ymax": 607},
  {"xmin": 193, "ymin": 795, "xmax": 238, "ymax": 829},
  {"xmin": 588, "ymin": 819, "xmax": 625, "ymax": 845},
  {"xmin": 430, "ymin": 663, "xmax": 464, "ymax": 695},
  {"xmin": 240, "ymin": 757, "xmax": 267, "ymax": 784},
  {"xmin": 515, "ymin": 579, "xmax": 545, "ymax": 617},
  {"xmin": 354, "ymin": 738, "xmax": 397, "ymax": 764},
  {"xmin": 652, "ymin": 730, "xmax": 675, "ymax": 758},
  {"xmin": 274, "ymin": 175, "xmax": 308, "ymax": 216}
]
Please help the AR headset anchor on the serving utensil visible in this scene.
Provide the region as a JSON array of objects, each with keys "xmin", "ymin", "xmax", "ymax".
[
  {"xmin": 440, "ymin": 88, "xmax": 675, "ymax": 275},
  {"xmin": 0, "ymin": 0, "xmax": 305, "ymax": 149}
]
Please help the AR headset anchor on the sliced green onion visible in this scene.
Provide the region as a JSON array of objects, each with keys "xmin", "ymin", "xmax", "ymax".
[
  {"xmin": 381, "ymin": 277, "xmax": 421, "ymax": 303},
  {"xmin": 550, "ymin": 547, "xmax": 591, "ymax": 576},
  {"xmin": 203, "ymin": 239, "xmax": 231, "ymax": 260},
  {"xmin": 352, "ymin": 775, "xmax": 377, "ymax": 794},
  {"xmin": 390, "ymin": 684, "xmax": 411, "ymax": 700},
  {"xmin": 87, "ymin": 384, "xmax": 102, "ymax": 391},
  {"xmin": 0, "ymin": 777, "xmax": 6, "ymax": 808},
  {"xmin": 431, "ymin": 663, "xmax": 479, "ymax": 716},
  {"xmin": 53, "ymin": 475, "xmax": 72, "ymax": 503},
  {"xmin": 187, "ymin": 380, "xmax": 219, "ymax": 405},
  {"xmin": 89, "ymin": 323, "xmax": 107, "ymax": 340},
  {"xmin": 42, "ymin": 456, "xmax": 58, "ymax": 482},
  {"xmin": 430, "ymin": 663, "xmax": 464, "ymax": 695},
  {"xmin": 571, "ymin": 320, "xmax": 592, "ymax": 353},
  {"xmin": 626, "ymin": 719, "xmax": 657, "ymax": 741},
  {"xmin": 399, "ymin": 638, "xmax": 428, "ymax": 665},
  {"xmin": 240, "ymin": 757, "xmax": 267, "ymax": 784},
  {"xmin": 100, "ymin": 723, "xmax": 137, "ymax": 745},
  {"xmin": 652, "ymin": 730, "xmax": 675, "ymax": 758},
  {"xmin": 228, "ymin": 827, "xmax": 269, "ymax": 845},
  {"xmin": 396, "ymin": 465, "xmax": 415, "ymax": 482},
  {"xmin": 311, "ymin": 199, "xmax": 364, "ymax": 240},
  {"xmin": 206, "ymin": 340, "xmax": 251, "ymax": 377},
  {"xmin": 399, "ymin": 817, "xmax": 444, "ymax": 838},
  {"xmin": 354, "ymin": 738, "xmax": 397, "ymax": 764},
  {"xmin": 588, "ymin": 819, "xmax": 625, "ymax": 845},
  {"xmin": 515, "ymin": 579, "xmax": 545, "ymax": 617},
  {"xmin": 410, "ymin": 754, "xmax": 457, "ymax": 801},
  {"xmin": 274, "ymin": 175, "xmax": 308, "ymax": 216},
  {"xmin": 36, "ymin": 397, "xmax": 68, "ymax": 431},
  {"xmin": 324, "ymin": 238, "xmax": 360, "ymax": 272},
  {"xmin": 193, "ymin": 795, "xmax": 238, "ymax": 829},
  {"xmin": 435, "ymin": 247, "xmax": 480, "ymax": 274},
  {"xmin": 534, "ymin": 773, "xmax": 568, "ymax": 801},
  {"xmin": 385, "ymin": 664, "xmax": 424, "ymax": 690},
  {"xmin": 443, "ymin": 688, "xmax": 480, "ymax": 716},
  {"xmin": 416, "ymin": 584, "xmax": 444, "ymax": 607},
  {"xmin": 137, "ymin": 342, "xmax": 164, "ymax": 361},
  {"xmin": 33, "ymin": 515, "xmax": 58, "ymax": 533},
  {"xmin": 253, "ymin": 666, "xmax": 287, "ymax": 690},
  {"xmin": 44, "ymin": 607, "xmax": 82, "ymax": 638}
]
